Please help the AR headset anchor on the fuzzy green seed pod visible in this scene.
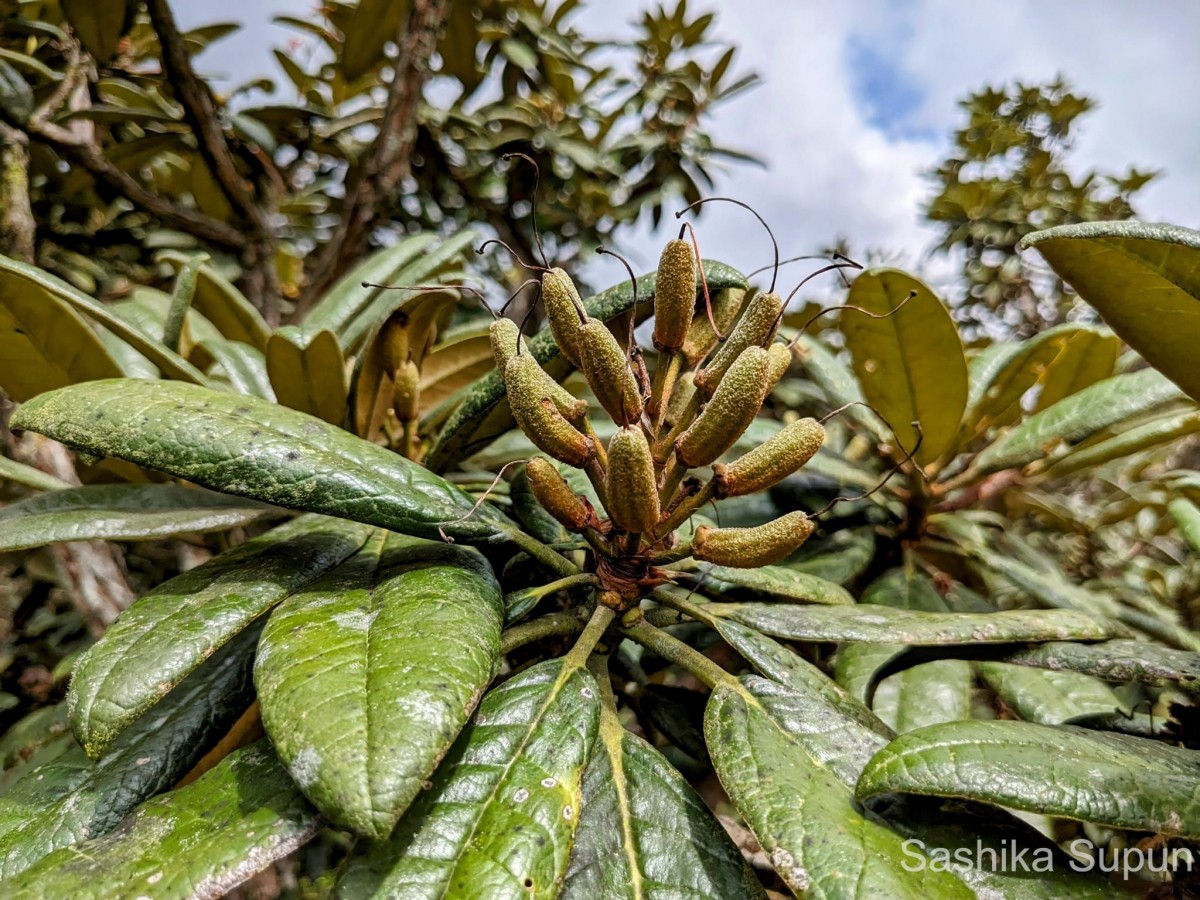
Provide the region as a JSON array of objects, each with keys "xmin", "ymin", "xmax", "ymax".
[
  {"xmin": 542, "ymin": 268, "xmax": 585, "ymax": 367},
  {"xmin": 714, "ymin": 417, "xmax": 825, "ymax": 497},
  {"xmin": 489, "ymin": 317, "xmax": 522, "ymax": 371},
  {"xmin": 578, "ymin": 319, "xmax": 643, "ymax": 426},
  {"xmin": 605, "ymin": 426, "xmax": 660, "ymax": 532},
  {"xmin": 693, "ymin": 512, "xmax": 815, "ymax": 568},
  {"xmin": 505, "ymin": 357, "xmax": 594, "ymax": 466},
  {"xmin": 653, "ymin": 239, "xmax": 696, "ymax": 352},
  {"xmin": 505, "ymin": 354, "xmax": 588, "ymax": 425},
  {"xmin": 391, "ymin": 359, "xmax": 421, "ymax": 423},
  {"xmin": 765, "ymin": 342, "xmax": 794, "ymax": 392},
  {"xmin": 379, "ymin": 312, "xmax": 410, "ymax": 375},
  {"xmin": 694, "ymin": 291, "xmax": 782, "ymax": 397},
  {"xmin": 676, "ymin": 346, "xmax": 770, "ymax": 468},
  {"xmin": 681, "ymin": 288, "xmax": 745, "ymax": 367},
  {"xmin": 526, "ymin": 457, "xmax": 593, "ymax": 531}
]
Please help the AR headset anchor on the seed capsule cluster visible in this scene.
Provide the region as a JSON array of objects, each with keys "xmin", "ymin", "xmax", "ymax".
[{"xmin": 495, "ymin": 242, "xmax": 827, "ymax": 607}]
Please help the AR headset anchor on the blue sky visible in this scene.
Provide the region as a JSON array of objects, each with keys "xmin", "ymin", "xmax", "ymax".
[{"xmin": 181, "ymin": 1, "xmax": 1200, "ymax": 296}]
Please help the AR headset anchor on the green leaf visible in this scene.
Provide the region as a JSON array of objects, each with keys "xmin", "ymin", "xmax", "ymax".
[
  {"xmin": 11, "ymin": 379, "xmax": 515, "ymax": 544},
  {"xmin": 0, "ymin": 456, "xmax": 71, "ymax": 493},
  {"xmin": 706, "ymin": 677, "xmax": 972, "ymax": 898},
  {"xmin": 786, "ymin": 526, "xmax": 877, "ymax": 584},
  {"xmin": 1171, "ymin": 497, "xmax": 1200, "ymax": 554},
  {"xmin": 0, "ymin": 484, "xmax": 271, "ymax": 551},
  {"xmin": 60, "ymin": 0, "xmax": 135, "ymax": 62},
  {"xmin": 962, "ymin": 325, "xmax": 1087, "ymax": 436},
  {"xmin": 562, "ymin": 702, "xmax": 763, "ymax": 899},
  {"xmin": 337, "ymin": 657, "xmax": 600, "ymax": 898},
  {"xmin": 0, "ymin": 59, "xmax": 33, "ymax": 123},
  {"xmin": 342, "ymin": 0, "xmax": 411, "ymax": 79},
  {"xmin": 862, "ymin": 567, "xmax": 951, "ymax": 612},
  {"xmin": 0, "ymin": 706, "xmax": 70, "ymax": 771},
  {"xmin": 0, "ymin": 259, "xmax": 124, "ymax": 402},
  {"xmin": 0, "ymin": 256, "xmax": 209, "ymax": 387},
  {"xmin": 834, "ymin": 642, "xmax": 909, "ymax": 706},
  {"xmin": 688, "ymin": 562, "xmax": 854, "ymax": 605},
  {"xmin": 1001, "ymin": 639, "xmax": 1200, "ymax": 699},
  {"xmin": 267, "ymin": 326, "xmax": 348, "ymax": 425},
  {"xmin": 2, "ymin": 741, "xmax": 318, "ymax": 899},
  {"xmin": 978, "ymin": 662, "xmax": 1127, "ymax": 725},
  {"xmin": 842, "ymin": 268, "xmax": 968, "ymax": 464},
  {"xmin": 1043, "ymin": 409, "xmax": 1200, "ymax": 477},
  {"xmin": 427, "ymin": 261, "xmax": 747, "ymax": 473},
  {"xmin": 873, "ymin": 660, "xmax": 973, "ymax": 733},
  {"xmin": 68, "ymin": 515, "xmax": 372, "ymax": 757},
  {"xmin": 0, "ymin": 626, "xmax": 260, "ymax": 879},
  {"xmin": 714, "ymin": 618, "xmax": 893, "ymax": 737},
  {"xmin": 857, "ymin": 719, "xmax": 1200, "ymax": 837},
  {"xmin": 791, "ymin": 334, "xmax": 889, "ymax": 439},
  {"xmin": 199, "ymin": 337, "xmax": 276, "ymax": 399},
  {"xmin": 1021, "ymin": 221, "xmax": 1200, "ymax": 403},
  {"xmin": 304, "ymin": 232, "xmax": 475, "ymax": 353},
  {"xmin": 975, "ymin": 368, "xmax": 1186, "ymax": 475},
  {"xmin": 1032, "ymin": 326, "xmax": 1120, "ymax": 412},
  {"xmin": 256, "ymin": 531, "xmax": 502, "ymax": 839},
  {"xmin": 709, "ymin": 603, "xmax": 1119, "ymax": 644},
  {"xmin": 158, "ymin": 252, "xmax": 271, "ymax": 351}
]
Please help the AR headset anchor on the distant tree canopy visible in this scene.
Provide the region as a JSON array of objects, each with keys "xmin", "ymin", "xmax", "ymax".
[
  {"xmin": 925, "ymin": 78, "xmax": 1158, "ymax": 336},
  {"xmin": 0, "ymin": 0, "xmax": 755, "ymax": 322}
]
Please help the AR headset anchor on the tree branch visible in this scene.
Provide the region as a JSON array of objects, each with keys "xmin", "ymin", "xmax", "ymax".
[
  {"xmin": 144, "ymin": 0, "xmax": 263, "ymax": 230},
  {"xmin": 300, "ymin": 0, "xmax": 450, "ymax": 311}
]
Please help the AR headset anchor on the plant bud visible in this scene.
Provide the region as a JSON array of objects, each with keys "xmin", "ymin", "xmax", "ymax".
[
  {"xmin": 682, "ymin": 288, "xmax": 745, "ymax": 366},
  {"xmin": 676, "ymin": 346, "xmax": 770, "ymax": 468},
  {"xmin": 505, "ymin": 357, "xmax": 594, "ymax": 466},
  {"xmin": 765, "ymin": 342, "xmax": 794, "ymax": 391},
  {"xmin": 526, "ymin": 457, "xmax": 593, "ymax": 531},
  {"xmin": 505, "ymin": 354, "xmax": 588, "ymax": 425},
  {"xmin": 693, "ymin": 512, "xmax": 814, "ymax": 568},
  {"xmin": 578, "ymin": 319, "xmax": 643, "ymax": 426},
  {"xmin": 653, "ymin": 239, "xmax": 696, "ymax": 352},
  {"xmin": 714, "ymin": 417, "xmax": 825, "ymax": 497},
  {"xmin": 542, "ymin": 268, "xmax": 585, "ymax": 367},
  {"xmin": 605, "ymin": 426, "xmax": 660, "ymax": 532},
  {"xmin": 379, "ymin": 312, "xmax": 410, "ymax": 375},
  {"xmin": 391, "ymin": 359, "xmax": 421, "ymax": 423},
  {"xmin": 489, "ymin": 317, "xmax": 522, "ymax": 371},
  {"xmin": 694, "ymin": 291, "xmax": 782, "ymax": 397}
]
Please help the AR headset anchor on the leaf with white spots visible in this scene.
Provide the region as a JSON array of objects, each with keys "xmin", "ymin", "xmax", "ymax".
[
  {"xmin": 338, "ymin": 657, "xmax": 600, "ymax": 899},
  {"xmin": 255, "ymin": 531, "xmax": 502, "ymax": 839},
  {"xmin": 1, "ymin": 741, "xmax": 319, "ymax": 899}
]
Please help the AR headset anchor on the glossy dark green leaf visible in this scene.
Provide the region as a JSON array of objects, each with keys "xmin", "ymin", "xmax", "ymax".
[
  {"xmin": 0, "ymin": 484, "xmax": 271, "ymax": 551},
  {"xmin": 338, "ymin": 658, "xmax": 600, "ymax": 899},
  {"xmin": 873, "ymin": 661, "xmax": 974, "ymax": 733},
  {"xmin": 834, "ymin": 642, "xmax": 909, "ymax": 706},
  {"xmin": 0, "ymin": 626, "xmax": 260, "ymax": 879},
  {"xmin": 562, "ymin": 703, "xmax": 762, "ymax": 899},
  {"xmin": 710, "ymin": 603, "xmax": 1118, "ymax": 644},
  {"xmin": 427, "ymin": 261, "xmax": 747, "ymax": 472},
  {"xmin": 1021, "ymin": 221, "xmax": 1200, "ymax": 403},
  {"xmin": 974, "ymin": 368, "xmax": 1185, "ymax": 474},
  {"xmin": 694, "ymin": 562, "xmax": 854, "ymax": 606},
  {"xmin": 0, "ymin": 256, "xmax": 208, "ymax": 388},
  {"xmin": 979, "ymin": 662, "xmax": 1127, "ymax": 725},
  {"xmin": 266, "ymin": 326, "xmax": 348, "ymax": 425},
  {"xmin": 256, "ymin": 531, "xmax": 502, "ymax": 838},
  {"xmin": 2, "ymin": 741, "xmax": 318, "ymax": 899},
  {"xmin": 842, "ymin": 268, "xmax": 968, "ymax": 464},
  {"xmin": 706, "ymin": 677, "xmax": 972, "ymax": 898},
  {"xmin": 1001, "ymin": 639, "xmax": 1200, "ymax": 697},
  {"xmin": 11, "ymin": 379, "xmax": 515, "ymax": 544},
  {"xmin": 785, "ymin": 526, "xmax": 877, "ymax": 585},
  {"xmin": 69, "ymin": 515, "xmax": 372, "ymax": 757},
  {"xmin": 0, "ymin": 706, "xmax": 70, "ymax": 771},
  {"xmin": 199, "ymin": 337, "xmax": 275, "ymax": 400},
  {"xmin": 857, "ymin": 719, "xmax": 1200, "ymax": 837}
]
